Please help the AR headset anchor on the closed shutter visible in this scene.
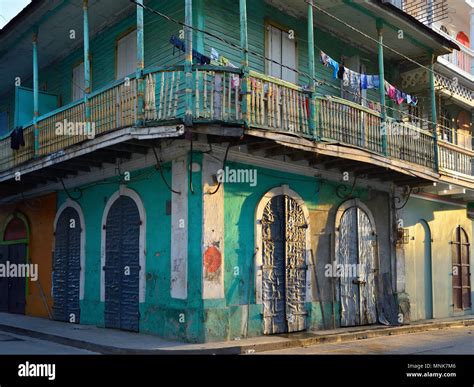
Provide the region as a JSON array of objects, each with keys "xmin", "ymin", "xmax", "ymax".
[
  {"xmin": 267, "ymin": 25, "xmax": 297, "ymax": 84},
  {"xmin": 117, "ymin": 30, "xmax": 137, "ymax": 80}
]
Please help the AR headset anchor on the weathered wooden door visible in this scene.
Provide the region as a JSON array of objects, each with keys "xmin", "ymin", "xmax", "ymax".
[
  {"xmin": 452, "ymin": 226, "xmax": 471, "ymax": 311},
  {"xmin": 338, "ymin": 206, "xmax": 377, "ymax": 327},
  {"xmin": 0, "ymin": 244, "xmax": 26, "ymax": 315},
  {"xmin": 53, "ymin": 207, "xmax": 81, "ymax": 323},
  {"xmin": 262, "ymin": 195, "xmax": 307, "ymax": 334},
  {"xmin": 104, "ymin": 196, "xmax": 140, "ymax": 332}
]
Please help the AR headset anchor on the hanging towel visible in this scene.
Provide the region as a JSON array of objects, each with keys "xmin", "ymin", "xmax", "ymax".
[
  {"xmin": 361, "ymin": 74, "xmax": 367, "ymax": 90},
  {"xmin": 211, "ymin": 48, "xmax": 219, "ymax": 62},
  {"xmin": 320, "ymin": 50, "xmax": 330, "ymax": 66},
  {"xmin": 10, "ymin": 127, "xmax": 25, "ymax": 150},
  {"xmin": 327, "ymin": 58, "xmax": 339, "ymax": 79},
  {"xmin": 373, "ymin": 75, "xmax": 380, "ymax": 89},
  {"xmin": 343, "ymin": 69, "xmax": 350, "ymax": 86},
  {"xmin": 337, "ymin": 64, "xmax": 345, "ymax": 80}
]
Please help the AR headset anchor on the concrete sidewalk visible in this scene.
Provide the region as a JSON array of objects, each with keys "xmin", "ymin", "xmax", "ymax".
[{"xmin": 0, "ymin": 312, "xmax": 473, "ymax": 354}]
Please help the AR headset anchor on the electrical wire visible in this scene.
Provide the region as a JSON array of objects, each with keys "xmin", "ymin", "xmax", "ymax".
[
  {"xmin": 131, "ymin": 0, "xmax": 449, "ymax": 130},
  {"xmin": 152, "ymin": 144, "xmax": 181, "ymax": 194}
]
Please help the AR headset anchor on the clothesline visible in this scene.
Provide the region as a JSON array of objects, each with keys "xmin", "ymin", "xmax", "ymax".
[{"xmin": 319, "ymin": 50, "xmax": 418, "ymax": 107}]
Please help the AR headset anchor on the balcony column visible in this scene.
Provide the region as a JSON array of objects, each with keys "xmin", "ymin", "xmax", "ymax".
[
  {"xmin": 470, "ymin": 8, "xmax": 474, "ymax": 75},
  {"xmin": 240, "ymin": 0, "xmax": 249, "ymax": 127},
  {"xmin": 32, "ymin": 28, "xmax": 39, "ymax": 156},
  {"xmin": 184, "ymin": 0, "xmax": 193, "ymax": 126},
  {"xmin": 429, "ymin": 54, "xmax": 439, "ymax": 171},
  {"xmin": 136, "ymin": 0, "xmax": 145, "ymax": 126},
  {"xmin": 83, "ymin": 0, "xmax": 91, "ymax": 127},
  {"xmin": 307, "ymin": 2, "xmax": 317, "ymax": 140},
  {"xmin": 376, "ymin": 19, "xmax": 387, "ymax": 155}
]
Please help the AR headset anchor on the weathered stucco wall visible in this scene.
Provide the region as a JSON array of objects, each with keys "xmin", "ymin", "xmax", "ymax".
[
  {"xmin": 0, "ymin": 193, "xmax": 56, "ymax": 318},
  {"xmin": 401, "ymin": 196, "xmax": 474, "ymax": 321}
]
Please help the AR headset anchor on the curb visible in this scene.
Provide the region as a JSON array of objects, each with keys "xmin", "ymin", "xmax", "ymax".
[{"xmin": 0, "ymin": 318, "xmax": 472, "ymax": 355}]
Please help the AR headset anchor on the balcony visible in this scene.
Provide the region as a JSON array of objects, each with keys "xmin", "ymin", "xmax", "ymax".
[{"xmin": 0, "ymin": 65, "xmax": 472, "ymax": 188}]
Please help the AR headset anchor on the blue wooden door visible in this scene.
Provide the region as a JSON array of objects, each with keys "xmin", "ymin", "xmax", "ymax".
[
  {"xmin": 0, "ymin": 244, "xmax": 26, "ymax": 314},
  {"xmin": 53, "ymin": 207, "xmax": 81, "ymax": 323},
  {"xmin": 104, "ymin": 196, "xmax": 140, "ymax": 332}
]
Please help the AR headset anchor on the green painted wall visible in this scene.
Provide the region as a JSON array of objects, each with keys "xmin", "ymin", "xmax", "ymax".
[
  {"xmin": 57, "ymin": 161, "xmax": 203, "ymax": 342},
  {"xmin": 203, "ymin": 160, "xmax": 371, "ymax": 341}
]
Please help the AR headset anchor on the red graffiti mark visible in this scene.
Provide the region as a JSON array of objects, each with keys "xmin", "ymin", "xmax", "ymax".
[{"xmin": 204, "ymin": 246, "xmax": 222, "ymax": 274}]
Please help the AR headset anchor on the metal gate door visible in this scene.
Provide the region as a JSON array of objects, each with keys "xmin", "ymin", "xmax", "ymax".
[
  {"xmin": 262, "ymin": 195, "xmax": 307, "ymax": 334},
  {"xmin": 53, "ymin": 207, "xmax": 81, "ymax": 323},
  {"xmin": 104, "ymin": 196, "xmax": 140, "ymax": 332},
  {"xmin": 0, "ymin": 244, "xmax": 26, "ymax": 314},
  {"xmin": 338, "ymin": 206, "xmax": 376, "ymax": 327}
]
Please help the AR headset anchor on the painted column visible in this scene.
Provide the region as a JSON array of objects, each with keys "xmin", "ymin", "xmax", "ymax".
[
  {"xmin": 470, "ymin": 8, "xmax": 474, "ymax": 75},
  {"xmin": 184, "ymin": 0, "xmax": 193, "ymax": 126},
  {"xmin": 240, "ymin": 0, "xmax": 249, "ymax": 127},
  {"xmin": 202, "ymin": 154, "xmax": 224, "ymax": 299},
  {"xmin": 136, "ymin": 0, "xmax": 145, "ymax": 126},
  {"xmin": 32, "ymin": 29, "xmax": 39, "ymax": 156},
  {"xmin": 377, "ymin": 19, "xmax": 387, "ymax": 155},
  {"xmin": 171, "ymin": 156, "xmax": 189, "ymax": 299},
  {"xmin": 307, "ymin": 2, "xmax": 317, "ymax": 139},
  {"xmin": 194, "ymin": 0, "xmax": 205, "ymax": 54},
  {"xmin": 429, "ymin": 55, "xmax": 439, "ymax": 171},
  {"xmin": 83, "ymin": 0, "xmax": 91, "ymax": 129}
]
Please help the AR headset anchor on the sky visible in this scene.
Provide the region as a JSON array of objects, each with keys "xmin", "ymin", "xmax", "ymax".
[{"xmin": 0, "ymin": 0, "xmax": 31, "ymax": 29}]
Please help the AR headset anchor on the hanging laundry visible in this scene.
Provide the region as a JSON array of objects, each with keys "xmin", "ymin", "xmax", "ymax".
[
  {"xmin": 169, "ymin": 35, "xmax": 211, "ymax": 65},
  {"xmin": 320, "ymin": 50, "xmax": 330, "ymax": 66},
  {"xmin": 373, "ymin": 75, "xmax": 380, "ymax": 89},
  {"xmin": 361, "ymin": 74, "xmax": 367, "ymax": 90},
  {"xmin": 328, "ymin": 58, "xmax": 339, "ymax": 79},
  {"xmin": 343, "ymin": 69, "xmax": 350, "ymax": 86},
  {"xmin": 211, "ymin": 48, "xmax": 219, "ymax": 62},
  {"xmin": 10, "ymin": 127, "xmax": 25, "ymax": 150},
  {"xmin": 337, "ymin": 64, "xmax": 345, "ymax": 80}
]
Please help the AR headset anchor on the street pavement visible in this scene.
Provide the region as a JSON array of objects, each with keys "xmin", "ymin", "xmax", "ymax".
[
  {"xmin": 259, "ymin": 326, "xmax": 474, "ymax": 354},
  {"xmin": 0, "ymin": 332, "xmax": 96, "ymax": 355}
]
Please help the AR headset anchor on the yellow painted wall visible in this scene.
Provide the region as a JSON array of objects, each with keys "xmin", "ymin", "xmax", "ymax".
[
  {"xmin": 0, "ymin": 193, "xmax": 56, "ymax": 318},
  {"xmin": 402, "ymin": 196, "xmax": 473, "ymax": 321}
]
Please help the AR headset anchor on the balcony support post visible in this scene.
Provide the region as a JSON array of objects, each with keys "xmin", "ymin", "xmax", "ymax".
[
  {"xmin": 307, "ymin": 2, "xmax": 317, "ymax": 140},
  {"xmin": 136, "ymin": 0, "xmax": 145, "ymax": 126},
  {"xmin": 32, "ymin": 28, "xmax": 39, "ymax": 157},
  {"xmin": 376, "ymin": 19, "xmax": 387, "ymax": 156},
  {"xmin": 429, "ymin": 54, "xmax": 439, "ymax": 171},
  {"xmin": 83, "ymin": 0, "xmax": 91, "ymax": 130},
  {"xmin": 184, "ymin": 0, "xmax": 194, "ymax": 126},
  {"xmin": 240, "ymin": 0, "xmax": 249, "ymax": 128}
]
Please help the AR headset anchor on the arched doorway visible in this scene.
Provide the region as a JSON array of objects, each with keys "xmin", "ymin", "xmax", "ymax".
[
  {"xmin": 335, "ymin": 199, "xmax": 377, "ymax": 327},
  {"xmin": 413, "ymin": 220, "xmax": 433, "ymax": 320},
  {"xmin": 451, "ymin": 226, "xmax": 471, "ymax": 311},
  {"xmin": 255, "ymin": 186, "xmax": 311, "ymax": 335},
  {"xmin": 0, "ymin": 214, "xmax": 29, "ymax": 314},
  {"xmin": 53, "ymin": 201, "xmax": 84, "ymax": 323},
  {"xmin": 102, "ymin": 189, "xmax": 145, "ymax": 332}
]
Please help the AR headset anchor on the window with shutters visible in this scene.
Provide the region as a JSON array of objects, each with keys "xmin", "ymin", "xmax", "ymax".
[
  {"xmin": 451, "ymin": 226, "xmax": 471, "ymax": 311},
  {"xmin": 72, "ymin": 62, "xmax": 85, "ymax": 101},
  {"xmin": 116, "ymin": 29, "xmax": 137, "ymax": 80},
  {"xmin": 265, "ymin": 23, "xmax": 297, "ymax": 84}
]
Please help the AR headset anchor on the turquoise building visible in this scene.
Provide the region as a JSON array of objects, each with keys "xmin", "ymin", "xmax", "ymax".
[{"xmin": 0, "ymin": 0, "xmax": 472, "ymax": 342}]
